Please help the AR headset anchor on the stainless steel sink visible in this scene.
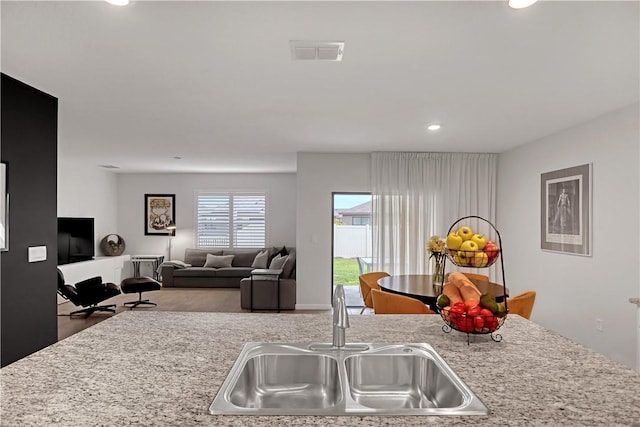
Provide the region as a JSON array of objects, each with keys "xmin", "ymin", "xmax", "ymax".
[
  {"xmin": 344, "ymin": 351, "xmax": 466, "ymax": 410},
  {"xmin": 209, "ymin": 342, "xmax": 489, "ymax": 416},
  {"xmin": 228, "ymin": 353, "xmax": 342, "ymax": 410}
]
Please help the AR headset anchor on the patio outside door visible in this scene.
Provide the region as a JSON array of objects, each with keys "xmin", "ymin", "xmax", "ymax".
[{"xmin": 332, "ymin": 193, "xmax": 372, "ymax": 309}]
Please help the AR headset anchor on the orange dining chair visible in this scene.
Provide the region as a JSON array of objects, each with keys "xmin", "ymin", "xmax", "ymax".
[
  {"xmin": 371, "ymin": 289, "xmax": 435, "ymax": 314},
  {"xmin": 358, "ymin": 271, "xmax": 390, "ymax": 314},
  {"xmin": 508, "ymin": 291, "xmax": 537, "ymax": 319}
]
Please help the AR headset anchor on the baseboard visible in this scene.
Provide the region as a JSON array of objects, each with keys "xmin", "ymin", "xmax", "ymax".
[{"xmin": 295, "ymin": 304, "xmax": 332, "ymax": 310}]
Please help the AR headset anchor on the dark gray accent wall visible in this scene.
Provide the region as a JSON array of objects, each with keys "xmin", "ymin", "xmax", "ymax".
[{"xmin": 1, "ymin": 73, "xmax": 58, "ymax": 367}]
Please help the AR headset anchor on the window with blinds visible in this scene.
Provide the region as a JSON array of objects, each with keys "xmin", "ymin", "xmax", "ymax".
[{"xmin": 196, "ymin": 192, "xmax": 266, "ymax": 248}]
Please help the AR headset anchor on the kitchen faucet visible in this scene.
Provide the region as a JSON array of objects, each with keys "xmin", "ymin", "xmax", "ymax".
[
  {"xmin": 332, "ymin": 285, "xmax": 350, "ymax": 348},
  {"xmin": 306, "ymin": 285, "xmax": 367, "ymax": 352}
]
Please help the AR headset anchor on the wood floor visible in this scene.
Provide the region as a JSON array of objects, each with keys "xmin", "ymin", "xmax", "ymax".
[{"xmin": 57, "ymin": 287, "xmax": 370, "ymax": 341}]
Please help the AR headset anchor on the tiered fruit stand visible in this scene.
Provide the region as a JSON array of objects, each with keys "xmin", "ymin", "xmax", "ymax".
[{"xmin": 439, "ymin": 215, "xmax": 508, "ymax": 343}]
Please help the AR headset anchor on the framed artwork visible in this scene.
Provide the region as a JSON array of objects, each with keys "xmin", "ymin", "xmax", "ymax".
[
  {"xmin": 540, "ymin": 163, "xmax": 591, "ymax": 256},
  {"xmin": 0, "ymin": 162, "xmax": 8, "ymax": 251},
  {"xmin": 144, "ymin": 194, "xmax": 175, "ymax": 235}
]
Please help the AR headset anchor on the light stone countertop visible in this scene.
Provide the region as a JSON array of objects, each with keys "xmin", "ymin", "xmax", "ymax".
[{"xmin": 1, "ymin": 311, "xmax": 640, "ymax": 426}]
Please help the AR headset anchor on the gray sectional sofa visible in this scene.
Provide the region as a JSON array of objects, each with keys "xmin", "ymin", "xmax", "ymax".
[{"xmin": 160, "ymin": 247, "xmax": 296, "ymax": 289}]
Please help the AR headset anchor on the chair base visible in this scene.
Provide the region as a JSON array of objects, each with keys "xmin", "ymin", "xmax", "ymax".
[
  {"xmin": 124, "ymin": 292, "xmax": 157, "ymax": 309},
  {"xmin": 69, "ymin": 304, "xmax": 117, "ymax": 319}
]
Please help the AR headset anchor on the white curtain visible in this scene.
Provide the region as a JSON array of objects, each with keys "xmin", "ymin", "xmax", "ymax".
[{"xmin": 371, "ymin": 152, "xmax": 498, "ymax": 276}]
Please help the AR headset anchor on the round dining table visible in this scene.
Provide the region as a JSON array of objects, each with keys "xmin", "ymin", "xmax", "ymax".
[{"xmin": 377, "ymin": 274, "xmax": 509, "ymax": 311}]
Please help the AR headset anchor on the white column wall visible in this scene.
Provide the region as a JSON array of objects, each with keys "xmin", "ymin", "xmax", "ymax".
[
  {"xmin": 497, "ymin": 103, "xmax": 639, "ymax": 370},
  {"xmin": 296, "ymin": 153, "xmax": 371, "ymax": 309}
]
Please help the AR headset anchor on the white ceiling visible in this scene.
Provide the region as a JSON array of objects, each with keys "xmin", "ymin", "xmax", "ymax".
[{"xmin": 2, "ymin": 1, "xmax": 638, "ymax": 173}]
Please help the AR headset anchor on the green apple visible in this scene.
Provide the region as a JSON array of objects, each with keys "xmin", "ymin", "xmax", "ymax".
[
  {"xmin": 453, "ymin": 252, "xmax": 469, "ymax": 266},
  {"xmin": 459, "ymin": 240, "xmax": 479, "ymax": 257},
  {"xmin": 446, "ymin": 232, "xmax": 463, "ymax": 250},
  {"xmin": 470, "ymin": 233, "xmax": 487, "ymax": 250},
  {"xmin": 457, "ymin": 226, "xmax": 474, "ymax": 241},
  {"xmin": 471, "ymin": 251, "xmax": 489, "ymax": 267}
]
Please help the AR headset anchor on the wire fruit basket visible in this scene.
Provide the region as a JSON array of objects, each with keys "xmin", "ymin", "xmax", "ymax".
[
  {"xmin": 446, "ymin": 248, "xmax": 501, "ymax": 268},
  {"xmin": 439, "ymin": 215, "xmax": 508, "ymax": 343},
  {"xmin": 439, "ymin": 305, "xmax": 507, "ymax": 334}
]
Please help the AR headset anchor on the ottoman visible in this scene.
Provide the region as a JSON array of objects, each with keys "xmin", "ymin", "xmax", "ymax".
[
  {"xmin": 240, "ymin": 277, "xmax": 296, "ymax": 311},
  {"xmin": 120, "ymin": 276, "xmax": 162, "ymax": 308}
]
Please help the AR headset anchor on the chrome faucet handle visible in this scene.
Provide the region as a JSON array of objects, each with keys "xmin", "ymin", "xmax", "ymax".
[
  {"xmin": 332, "ymin": 285, "xmax": 349, "ymax": 348},
  {"xmin": 333, "ymin": 285, "xmax": 350, "ymax": 329}
]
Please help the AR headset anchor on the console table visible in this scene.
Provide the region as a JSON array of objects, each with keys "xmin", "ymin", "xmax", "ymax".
[
  {"xmin": 131, "ymin": 254, "xmax": 164, "ymax": 281},
  {"xmin": 250, "ymin": 269, "xmax": 283, "ymax": 313}
]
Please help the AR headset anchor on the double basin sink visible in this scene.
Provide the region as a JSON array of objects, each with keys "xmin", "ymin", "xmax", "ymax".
[{"xmin": 209, "ymin": 342, "xmax": 489, "ymax": 416}]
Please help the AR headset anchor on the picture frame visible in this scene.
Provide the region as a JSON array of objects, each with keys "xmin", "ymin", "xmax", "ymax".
[
  {"xmin": 144, "ymin": 194, "xmax": 175, "ymax": 236},
  {"xmin": 0, "ymin": 162, "xmax": 8, "ymax": 252},
  {"xmin": 540, "ymin": 163, "xmax": 592, "ymax": 256}
]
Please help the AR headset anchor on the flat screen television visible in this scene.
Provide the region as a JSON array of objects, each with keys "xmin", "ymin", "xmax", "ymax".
[{"xmin": 58, "ymin": 217, "xmax": 95, "ymax": 265}]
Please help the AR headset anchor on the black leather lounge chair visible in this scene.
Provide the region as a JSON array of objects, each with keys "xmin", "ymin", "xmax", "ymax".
[{"xmin": 57, "ymin": 268, "xmax": 121, "ymax": 318}]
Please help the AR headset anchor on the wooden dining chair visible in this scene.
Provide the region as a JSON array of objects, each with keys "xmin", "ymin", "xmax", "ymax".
[
  {"xmin": 358, "ymin": 272, "xmax": 389, "ymax": 314},
  {"xmin": 508, "ymin": 291, "xmax": 537, "ymax": 319},
  {"xmin": 371, "ymin": 289, "xmax": 435, "ymax": 314}
]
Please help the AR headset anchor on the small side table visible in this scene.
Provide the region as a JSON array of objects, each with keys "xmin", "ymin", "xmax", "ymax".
[
  {"xmin": 250, "ymin": 269, "xmax": 283, "ymax": 313},
  {"xmin": 131, "ymin": 254, "xmax": 165, "ymax": 281}
]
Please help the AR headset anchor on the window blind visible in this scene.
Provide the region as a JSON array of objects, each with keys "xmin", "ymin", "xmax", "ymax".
[{"xmin": 196, "ymin": 192, "xmax": 266, "ymax": 248}]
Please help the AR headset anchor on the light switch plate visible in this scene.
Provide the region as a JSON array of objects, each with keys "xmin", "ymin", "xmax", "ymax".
[{"xmin": 28, "ymin": 246, "xmax": 47, "ymax": 262}]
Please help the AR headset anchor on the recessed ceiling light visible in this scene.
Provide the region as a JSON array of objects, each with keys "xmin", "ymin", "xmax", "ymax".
[
  {"xmin": 426, "ymin": 124, "xmax": 441, "ymax": 132},
  {"xmin": 173, "ymin": 156, "xmax": 182, "ymax": 160},
  {"xmin": 99, "ymin": 164, "xmax": 120, "ymax": 169},
  {"xmin": 508, "ymin": 0, "xmax": 538, "ymax": 9},
  {"xmin": 105, "ymin": 0, "xmax": 130, "ymax": 6}
]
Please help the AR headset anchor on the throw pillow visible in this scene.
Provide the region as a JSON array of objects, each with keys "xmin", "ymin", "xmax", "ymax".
[
  {"xmin": 163, "ymin": 260, "xmax": 192, "ymax": 269},
  {"xmin": 268, "ymin": 245, "xmax": 289, "ymax": 264},
  {"xmin": 251, "ymin": 249, "xmax": 269, "ymax": 269},
  {"xmin": 204, "ymin": 254, "xmax": 235, "ymax": 268},
  {"xmin": 281, "ymin": 251, "xmax": 296, "ymax": 278},
  {"xmin": 269, "ymin": 254, "xmax": 289, "ymax": 270}
]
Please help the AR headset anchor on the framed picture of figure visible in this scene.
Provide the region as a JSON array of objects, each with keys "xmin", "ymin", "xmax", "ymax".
[
  {"xmin": 540, "ymin": 163, "xmax": 591, "ymax": 256},
  {"xmin": 144, "ymin": 194, "xmax": 175, "ymax": 235}
]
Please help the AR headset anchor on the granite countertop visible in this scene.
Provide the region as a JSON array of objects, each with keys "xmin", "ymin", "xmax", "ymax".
[{"xmin": 2, "ymin": 311, "xmax": 640, "ymax": 426}]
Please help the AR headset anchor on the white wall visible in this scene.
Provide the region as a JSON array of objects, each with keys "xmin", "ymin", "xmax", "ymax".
[
  {"xmin": 57, "ymin": 158, "xmax": 119, "ymax": 257},
  {"xmin": 116, "ymin": 173, "xmax": 296, "ymax": 267},
  {"xmin": 497, "ymin": 103, "xmax": 639, "ymax": 370},
  {"xmin": 296, "ymin": 153, "xmax": 371, "ymax": 309}
]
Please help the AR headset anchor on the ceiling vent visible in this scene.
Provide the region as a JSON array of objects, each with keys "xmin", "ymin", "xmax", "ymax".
[{"xmin": 290, "ymin": 41, "xmax": 344, "ymax": 61}]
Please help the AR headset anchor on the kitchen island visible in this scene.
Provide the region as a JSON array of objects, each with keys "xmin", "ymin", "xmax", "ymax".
[{"xmin": 2, "ymin": 311, "xmax": 639, "ymax": 426}]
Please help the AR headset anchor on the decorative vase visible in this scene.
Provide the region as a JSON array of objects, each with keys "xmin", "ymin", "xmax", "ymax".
[
  {"xmin": 100, "ymin": 234, "xmax": 126, "ymax": 256},
  {"xmin": 432, "ymin": 255, "xmax": 444, "ymax": 285}
]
